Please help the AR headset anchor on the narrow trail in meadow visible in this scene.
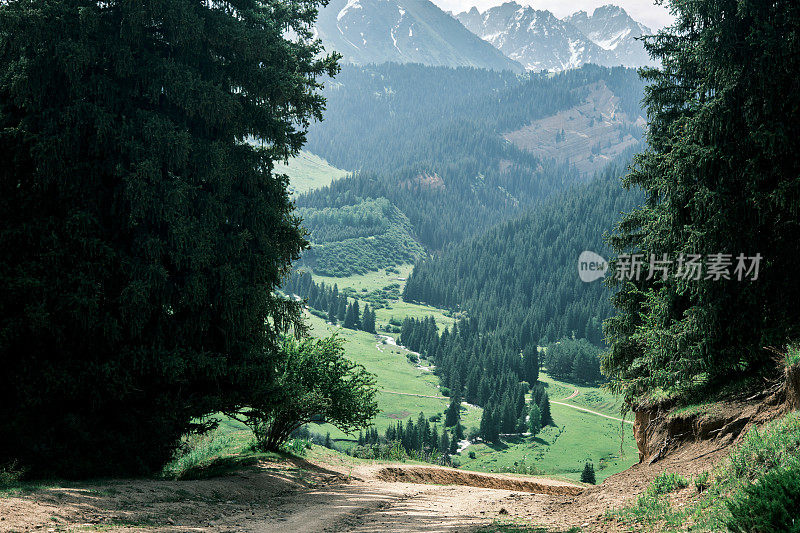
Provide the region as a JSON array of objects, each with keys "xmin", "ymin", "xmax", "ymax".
[
  {"xmin": 562, "ymin": 387, "xmax": 580, "ymax": 400},
  {"xmin": 550, "ymin": 401, "xmax": 632, "ymax": 425}
]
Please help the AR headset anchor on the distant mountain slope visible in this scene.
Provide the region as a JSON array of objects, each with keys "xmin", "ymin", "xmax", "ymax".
[
  {"xmin": 402, "ymin": 158, "xmax": 644, "ymax": 345},
  {"xmin": 503, "ymin": 80, "xmax": 645, "ymax": 175},
  {"xmin": 455, "ymin": 2, "xmax": 655, "ymax": 71},
  {"xmin": 316, "ymin": 0, "xmax": 523, "ymax": 72},
  {"xmin": 300, "ymin": 64, "xmax": 645, "ymax": 250},
  {"xmin": 565, "ymin": 5, "xmax": 654, "ymax": 67},
  {"xmin": 273, "ymin": 151, "xmax": 349, "ymax": 196}
]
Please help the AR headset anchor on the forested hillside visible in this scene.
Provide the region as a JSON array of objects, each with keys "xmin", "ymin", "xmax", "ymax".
[
  {"xmin": 298, "ymin": 63, "xmax": 645, "ymax": 249},
  {"xmin": 403, "ymin": 156, "xmax": 643, "ymax": 346},
  {"xmin": 297, "ymin": 198, "xmax": 424, "ymax": 276}
]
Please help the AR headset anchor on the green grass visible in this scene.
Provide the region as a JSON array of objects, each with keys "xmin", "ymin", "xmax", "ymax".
[
  {"xmin": 311, "ymin": 265, "xmax": 457, "ymax": 331},
  {"xmin": 608, "ymin": 411, "xmax": 800, "ymax": 532},
  {"xmin": 274, "ymin": 150, "xmax": 348, "ymax": 194},
  {"xmin": 538, "ymin": 373, "xmax": 627, "ymax": 418},
  {"xmin": 304, "ymin": 312, "xmax": 481, "ymax": 439},
  {"xmin": 312, "ymin": 264, "xmax": 415, "ymax": 293},
  {"xmin": 183, "ymin": 271, "xmax": 636, "ymax": 484},
  {"xmin": 475, "ymin": 520, "xmax": 581, "ymax": 533},
  {"xmin": 458, "ymin": 399, "xmax": 637, "ymax": 482}
]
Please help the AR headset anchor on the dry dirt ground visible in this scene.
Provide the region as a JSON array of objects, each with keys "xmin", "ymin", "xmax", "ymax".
[{"xmin": 0, "ymin": 441, "xmax": 725, "ymax": 533}]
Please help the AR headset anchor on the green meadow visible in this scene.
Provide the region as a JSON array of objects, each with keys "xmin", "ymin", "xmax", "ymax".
[
  {"xmin": 276, "ymin": 150, "xmax": 348, "ymax": 194},
  {"xmin": 311, "ymin": 264, "xmax": 458, "ymax": 331},
  {"xmin": 293, "ymin": 267, "xmax": 636, "ymax": 480},
  {"xmin": 304, "ymin": 312, "xmax": 482, "ymax": 441},
  {"xmin": 458, "ymin": 401, "xmax": 637, "ymax": 482}
]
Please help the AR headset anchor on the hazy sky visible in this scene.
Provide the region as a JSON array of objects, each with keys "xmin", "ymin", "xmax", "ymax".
[{"xmin": 431, "ymin": 0, "xmax": 674, "ymax": 31}]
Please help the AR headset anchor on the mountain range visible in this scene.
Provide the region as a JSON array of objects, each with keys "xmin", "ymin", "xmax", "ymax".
[
  {"xmin": 315, "ymin": 0, "xmax": 523, "ymax": 72},
  {"xmin": 456, "ymin": 2, "xmax": 655, "ymax": 71},
  {"xmin": 314, "ymin": 0, "xmax": 655, "ymax": 72}
]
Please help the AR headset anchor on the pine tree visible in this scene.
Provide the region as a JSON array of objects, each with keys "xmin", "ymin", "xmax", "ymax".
[
  {"xmin": 604, "ymin": 0, "xmax": 800, "ymax": 403},
  {"xmin": 539, "ymin": 393, "xmax": 553, "ymax": 427},
  {"xmin": 0, "ymin": 0, "xmax": 337, "ymax": 477},
  {"xmin": 439, "ymin": 429, "xmax": 450, "ymax": 455},
  {"xmin": 444, "ymin": 396, "xmax": 461, "ymax": 428},
  {"xmin": 581, "ymin": 462, "xmax": 596, "ymax": 485},
  {"xmin": 528, "ymin": 404, "xmax": 542, "ymax": 437},
  {"xmin": 343, "ymin": 302, "xmax": 359, "ymax": 330},
  {"xmin": 328, "ymin": 298, "xmax": 339, "ymax": 324},
  {"xmin": 523, "ymin": 345, "xmax": 539, "ymax": 385},
  {"xmin": 361, "ymin": 304, "xmax": 376, "ymax": 333}
]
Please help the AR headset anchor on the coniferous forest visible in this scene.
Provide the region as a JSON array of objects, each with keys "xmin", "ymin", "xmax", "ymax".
[{"xmin": 2, "ymin": 0, "xmax": 800, "ymax": 528}]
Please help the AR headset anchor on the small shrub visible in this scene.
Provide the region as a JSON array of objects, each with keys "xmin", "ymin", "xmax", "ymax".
[
  {"xmin": 161, "ymin": 431, "xmax": 234, "ymax": 479},
  {"xmin": 727, "ymin": 465, "xmax": 800, "ymax": 533},
  {"xmin": 440, "ymin": 387, "xmax": 451, "ymax": 397},
  {"xmin": 785, "ymin": 344, "xmax": 800, "ymax": 367},
  {"xmin": 284, "ymin": 439, "xmax": 312, "ymax": 456},
  {"xmin": 647, "ymin": 472, "xmax": 688, "ymax": 497},
  {"xmin": 694, "ymin": 471, "xmax": 710, "ymax": 493},
  {"xmin": 468, "ymin": 451, "xmax": 476, "ymax": 459},
  {"xmin": 0, "ymin": 461, "xmax": 25, "ymax": 487}
]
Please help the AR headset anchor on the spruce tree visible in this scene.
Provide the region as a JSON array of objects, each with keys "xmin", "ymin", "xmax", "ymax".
[
  {"xmin": 581, "ymin": 462, "xmax": 596, "ymax": 485},
  {"xmin": 343, "ymin": 302, "xmax": 359, "ymax": 330},
  {"xmin": 528, "ymin": 404, "xmax": 542, "ymax": 437},
  {"xmin": 523, "ymin": 345, "xmax": 539, "ymax": 386},
  {"xmin": 439, "ymin": 429, "xmax": 450, "ymax": 455},
  {"xmin": 604, "ymin": 0, "xmax": 800, "ymax": 403},
  {"xmin": 361, "ymin": 304, "xmax": 376, "ymax": 333},
  {"xmin": 445, "ymin": 396, "xmax": 461, "ymax": 427},
  {"xmin": 539, "ymin": 393, "xmax": 553, "ymax": 427},
  {"xmin": 0, "ymin": 0, "xmax": 337, "ymax": 477}
]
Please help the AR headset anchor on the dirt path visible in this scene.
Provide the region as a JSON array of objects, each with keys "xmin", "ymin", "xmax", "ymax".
[
  {"xmin": 562, "ymin": 388, "xmax": 580, "ymax": 400},
  {"xmin": 0, "ymin": 461, "xmax": 582, "ymax": 533},
  {"xmin": 550, "ymin": 400, "xmax": 633, "ymax": 425}
]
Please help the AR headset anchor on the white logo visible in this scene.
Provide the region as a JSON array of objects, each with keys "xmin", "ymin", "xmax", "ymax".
[{"xmin": 578, "ymin": 251, "xmax": 608, "ymax": 282}]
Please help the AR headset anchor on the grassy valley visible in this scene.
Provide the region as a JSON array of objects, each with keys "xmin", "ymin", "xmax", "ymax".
[
  {"xmin": 274, "ymin": 150, "xmax": 349, "ymax": 195},
  {"xmin": 281, "ymin": 265, "xmax": 637, "ymax": 482}
]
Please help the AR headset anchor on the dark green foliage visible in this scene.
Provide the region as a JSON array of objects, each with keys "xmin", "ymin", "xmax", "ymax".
[
  {"xmin": 403, "ymin": 160, "xmax": 643, "ymax": 347},
  {"xmin": 298, "ymin": 198, "xmax": 424, "ymax": 276},
  {"xmin": 361, "ymin": 304, "xmax": 376, "ymax": 334},
  {"xmin": 378, "ymin": 412, "xmax": 452, "ymax": 465},
  {"xmin": 531, "ymin": 383, "xmax": 554, "ymax": 427},
  {"xmin": 581, "ymin": 462, "xmax": 596, "ymax": 485},
  {"xmin": 343, "ymin": 301, "xmax": 361, "ymax": 330},
  {"xmin": 604, "ymin": 0, "xmax": 800, "ymax": 403},
  {"xmin": 0, "ymin": 0, "xmax": 336, "ymax": 477},
  {"xmin": 522, "ymin": 346, "xmax": 539, "ymax": 387},
  {"xmin": 528, "ymin": 405, "xmax": 542, "ymax": 437},
  {"xmin": 479, "ymin": 408, "xmax": 499, "ymax": 443},
  {"xmin": 445, "ymin": 396, "xmax": 462, "ymax": 428},
  {"xmin": 545, "ymin": 339, "xmax": 603, "ymax": 385},
  {"xmin": 241, "ymin": 336, "xmax": 378, "ymax": 452}
]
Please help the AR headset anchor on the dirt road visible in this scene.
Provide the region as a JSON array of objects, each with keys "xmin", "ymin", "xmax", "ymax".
[{"xmin": 0, "ymin": 460, "xmax": 582, "ymax": 533}]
